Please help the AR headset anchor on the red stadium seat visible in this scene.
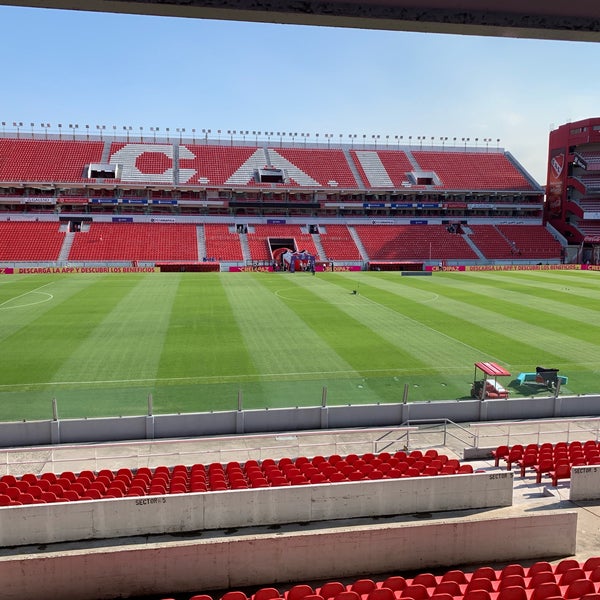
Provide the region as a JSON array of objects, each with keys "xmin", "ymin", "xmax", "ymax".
[
  {"xmin": 348, "ymin": 580, "xmax": 377, "ymax": 596},
  {"xmin": 367, "ymin": 589, "xmax": 396, "ymax": 600},
  {"xmin": 554, "ymin": 559, "xmax": 580, "ymax": 574},
  {"xmin": 412, "ymin": 574, "xmax": 437, "ymax": 589},
  {"xmin": 286, "ymin": 585, "xmax": 315, "ymax": 600},
  {"xmin": 317, "ymin": 582, "xmax": 346, "ymax": 600},
  {"xmin": 253, "ymin": 588, "xmax": 281, "ymax": 600},
  {"xmin": 527, "ymin": 563, "xmax": 554, "ymax": 578},
  {"xmin": 496, "ymin": 586, "xmax": 528, "ymax": 600},
  {"xmin": 563, "ymin": 580, "xmax": 596, "ymax": 599},
  {"xmin": 222, "ymin": 592, "xmax": 249, "ymax": 600},
  {"xmin": 400, "ymin": 584, "xmax": 429, "ymax": 600},
  {"xmin": 529, "ymin": 583, "xmax": 562, "ymax": 600}
]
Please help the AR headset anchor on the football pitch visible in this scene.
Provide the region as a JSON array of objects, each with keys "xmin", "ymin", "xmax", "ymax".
[{"xmin": 0, "ymin": 269, "xmax": 599, "ymax": 422}]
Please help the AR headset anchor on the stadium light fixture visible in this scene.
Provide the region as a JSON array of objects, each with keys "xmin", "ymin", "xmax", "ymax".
[
  {"xmin": 58, "ymin": 123, "xmax": 62, "ymax": 140},
  {"xmin": 497, "ymin": 138, "xmax": 501, "ymax": 150},
  {"xmin": 139, "ymin": 126, "xmax": 144, "ymax": 142},
  {"xmin": 475, "ymin": 137, "xmax": 479, "ymax": 149},
  {"xmin": 408, "ymin": 135, "xmax": 412, "ymax": 147},
  {"xmin": 483, "ymin": 137, "xmax": 491, "ymax": 152},
  {"xmin": 150, "ymin": 126, "xmax": 159, "ymax": 142},
  {"xmin": 1, "ymin": 122, "xmax": 5, "ymax": 136},
  {"xmin": 30, "ymin": 122, "xmax": 34, "ymax": 138},
  {"xmin": 13, "ymin": 121, "xmax": 23, "ymax": 139},
  {"xmin": 41, "ymin": 123, "xmax": 50, "ymax": 140},
  {"xmin": 166, "ymin": 127, "xmax": 170, "ymax": 142},
  {"xmin": 417, "ymin": 135, "xmax": 425, "ymax": 150},
  {"xmin": 69, "ymin": 124, "xmax": 79, "ymax": 140},
  {"xmin": 85, "ymin": 124, "xmax": 90, "ymax": 141}
]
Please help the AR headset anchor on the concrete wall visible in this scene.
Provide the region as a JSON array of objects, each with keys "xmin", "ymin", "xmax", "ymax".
[
  {"xmin": 569, "ymin": 465, "xmax": 600, "ymax": 501},
  {"xmin": 1, "ymin": 394, "xmax": 599, "ymax": 448},
  {"xmin": 0, "ymin": 472, "xmax": 513, "ymax": 546},
  {"xmin": 0, "ymin": 510, "xmax": 577, "ymax": 600}
]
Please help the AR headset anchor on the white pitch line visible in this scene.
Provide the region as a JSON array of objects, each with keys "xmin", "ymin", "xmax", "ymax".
[
  {"xmin": 0, "ymin": 365, "xmax": 481, "ymax": 390},
  {"xmin": 0, "ymin": 282, "xmax": 54, "ymax": 310},
  {"xmin": 0, "ymin": 360, "xmax": 591, "ymax": 391}
]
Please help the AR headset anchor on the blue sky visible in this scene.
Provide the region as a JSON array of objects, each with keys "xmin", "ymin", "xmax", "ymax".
[{"xmin": 1, "ymin": 5, "xmax": 600, "ymax": 185}]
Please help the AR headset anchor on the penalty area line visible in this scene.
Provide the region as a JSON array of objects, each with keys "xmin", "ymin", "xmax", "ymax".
[{"xmin": 0, "ymin": 366, "xmax": 476, "ymax": 390}]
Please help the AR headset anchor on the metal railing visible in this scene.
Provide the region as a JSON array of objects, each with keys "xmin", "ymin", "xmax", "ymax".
[
  {"xmin": 469, "ymin": 417, "xmax": 600, "ymax": 449},
  {"xmin": 0, "ymin": 425, "xmax": 418, "ymax": 476}
]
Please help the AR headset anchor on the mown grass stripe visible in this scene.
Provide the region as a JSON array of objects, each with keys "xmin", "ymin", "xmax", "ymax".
[
  {"xmin": 339, "ymin": 271, "xmax": 570, "ymax": 371},
  {"xmin": 0, "ymin": 275, "xmax": 98, "ymax": 345},
  {"xmin": 222, "ymin": 273, "xmax": 356, "ymax": 377},
  {"xmin": 288, "ymin": 274, "xmax": 465, "ymax": 372},
  {"xmin": 455, "ymin": 271, "xmax": 600, "ymax": 312},
  {"xmin": 2, "ymin": 270, "xmax": 600, "ymax": 420},
  {"xmin": 426, "ymin": 274, "xmax": 600, "ymax": 345},
  {"xmin": 158, "ymin": 273, "xmax": 256, "ymax": 380},
  {"xmin": 51, "ymin": 274, "xmax": 177, "ymax": 385},
  {"xmin": 401, "ymin": 274, "xmax": 600, "ymax": 367},
  {"xmin": 258, "ymin": 273, "xmax": 429, "ymax": 404},
  {"xmin": 0, "ymin": 275, "xmax": 137, "ymax": 386}
]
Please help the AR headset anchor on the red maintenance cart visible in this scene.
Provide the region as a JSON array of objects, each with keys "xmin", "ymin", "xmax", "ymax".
[{"xmin": 471, "ymin": 362, "xmax": 511, "ymax": 400}]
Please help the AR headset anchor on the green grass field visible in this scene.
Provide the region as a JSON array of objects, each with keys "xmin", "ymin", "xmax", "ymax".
[{"xmin": 0, "ymin": 269, "xmax": 599, "ymax": 422}]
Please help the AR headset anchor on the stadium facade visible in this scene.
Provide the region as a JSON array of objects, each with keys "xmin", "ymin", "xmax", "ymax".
[
  {"xmin": 0, "ymin": 125, "xmax": 573, "ymax": 270},
  {"xmin": 545, "ymin": 117, "xmax": 600, "ymax": 264}
]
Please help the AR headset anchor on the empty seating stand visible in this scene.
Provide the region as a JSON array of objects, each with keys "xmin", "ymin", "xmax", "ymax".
[
  {"xmin": 411, "ymin": 151, "xmax": 534, "ymax": 191},
  {"xmin": 353, "ymin": 224, "xmax": 478, "ymax": 261},
  {"xmin": 0, "ymin": 449, "xmax": 473, "ymax": 506},
  {"xmin": 182, "ymin": 144, "xmax": 263, "ymax": 186},
  {"xmin": 68, "ymin": 222, "xmax": 198, "ymax": 262},
  {"xmin": 204, "ymin": 224, "xmax": 244, "ymax": 261},
  {"xmin": 247, "ymin": 225, "xmax": 321, "ymax": 262},
  {"xmin": 0, "ymin": 221, "xmax": 65, "ymax": 261},
  {"xmin": 270, "ymin": 148, "xmax": 358, "ymax": 188},
  {"xmin": 350, "ymin": 149, "xmax": 416, "ymax": 188},
  {"xmin": 319, "ymin": 225, "xmax": 362, "ymax": 261},
  {"xmin": 159, "ymin": 558, "xmax": 600, "ymax": 600},
  {"xmin": 493, "ymin": 441, "xmax": 600, "ymax": 485},
  {"xmin": 0, "ymin": 139, "xmax": 105, "ymax": 183}
]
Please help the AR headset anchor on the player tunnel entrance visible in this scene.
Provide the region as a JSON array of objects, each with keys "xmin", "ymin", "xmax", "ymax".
[{"xmin": 271, "ymin": 239, "xmax": 315, "ymax": 273}]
